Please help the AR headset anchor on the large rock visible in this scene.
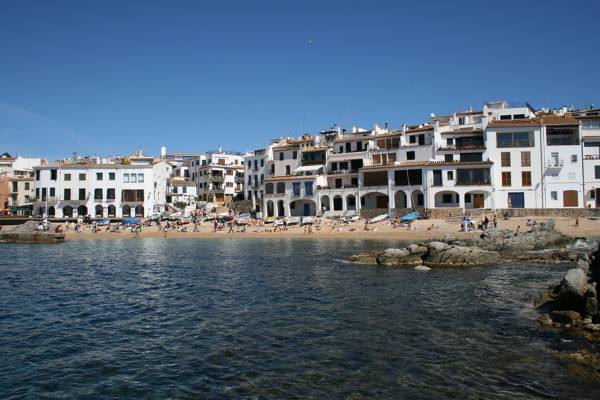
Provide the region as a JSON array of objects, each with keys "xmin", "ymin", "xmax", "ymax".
[
  {"xmin": 552, "ymin": 310, "xmax": 582, "ymax": 325},
  {"xmin": 424, "ymin": 242, "xmax": 500, "ymax": 267},
  {"xmin": 350, "ymin": 252, "xmax": 378, "ymax": 264},
  {"xmin": 584, "ymin": 297, "xmax": 599, "ymax": 317},
  {"xmin": 559, "ymin": 268, "xmax": 588, "ymax": 312},
  {"xmin": 590, "ymin": 246, "xmax": 600, "ymax": 283},
  {"xmin": 376, "ymin": 248, "xmax": 423, "ymax": 266}
]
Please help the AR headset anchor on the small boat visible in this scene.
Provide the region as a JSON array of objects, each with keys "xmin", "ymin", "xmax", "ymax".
[
  {"xmin": 369, "ymin": 213, "xmax": 388, "ymax": 224},
  {"xmin": 236, "ymin": 215, "xmax": 250, "ymax": 225},
  {"xmin": 264, "ymin": 216, "xmax": 275, "ymax": 224},
  {"xmin": 122, "ymin": 217, "xmax": 140, "ymax": 225},
  {"xmin": 178, "ymin": 216, "xmax": 192, "ymax": 225},
  {"xmin": 95, "ymin": 218, "xmax": 110, "ymax": 226},
  {"xmin": 400, "ymin": 211, "xmax": 420, "ymax": 223},
  {"xmin": 273, "ymin": 219, "xmax": 284, "ymax": 227},
  {"xmin": 300, "ymin": 216, "xmax": 314, "ymax": 225},
  {"xmin": 287, "ymin": 216, "xmax": 301, "ymax": 225}
]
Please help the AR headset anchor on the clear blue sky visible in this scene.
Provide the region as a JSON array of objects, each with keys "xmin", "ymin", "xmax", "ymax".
[{"xmin": 1, "ymin": 0, "xmax": 599, "ymax": 160}]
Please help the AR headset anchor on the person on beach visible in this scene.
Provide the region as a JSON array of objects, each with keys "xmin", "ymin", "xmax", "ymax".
[
  {"xmin": 515, "ymin": 225, "xmax": 520, "ymax": 236},
  {"xmin": 483, "ymin": 215, "xmax": 489, "ymax": 230},
  {"xmin": 228, "ymin": 223, "xmax": 234, "ymax": 233},
  {"xmin": 493, "ymin": 214, "xmax": 498, "ymax": 228},
  {"xmin": 213, "ymin": 220, "xmax": 218, "ymax": 232},
  {"xmin": 574, "ymin": 217, "xmax": 579, "ymax": 228}
]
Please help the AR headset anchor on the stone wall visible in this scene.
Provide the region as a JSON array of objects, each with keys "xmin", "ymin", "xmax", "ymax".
[
  {"xmin": 496, "ymin": 208, "xmax": 600, "ymax": 218},
  {"xmin": 359, "ymin": 207, "xmax": 600, "ymax": 220}
]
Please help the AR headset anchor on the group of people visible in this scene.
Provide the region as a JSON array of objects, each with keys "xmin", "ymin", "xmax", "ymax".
[{"xmin": 461, "ymin": 213, "xmax": 498, "ymax": 232}]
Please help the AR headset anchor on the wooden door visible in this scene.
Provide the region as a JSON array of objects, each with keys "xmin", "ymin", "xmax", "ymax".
[
  {"xmin": 563, "ymin": 190, "xmax": 578, "ymax": 207},
  {"xmin": 472, "ymin": 194, "xmax": 484, "ymax": 208},
  {"xmin": 376, "ymin": 195, "xmax": 389, "ymax": 209}
]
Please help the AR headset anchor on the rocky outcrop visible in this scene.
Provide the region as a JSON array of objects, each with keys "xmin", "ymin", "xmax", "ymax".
[
  {"xmin": 350, "ymin": 241, "xmax": 500, "ymax": 268},
  {"xmin": 462, "ymin": 219, "xmax": 573, "ymax": 256},
  {"xmin": 534, "ymin": 246, "xmax": 600, "ymax": 343}
]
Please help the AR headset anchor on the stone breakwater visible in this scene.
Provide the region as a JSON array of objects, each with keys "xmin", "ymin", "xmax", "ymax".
[{"xmin": 350, "ymin": 219, "xmax": 579, "ymax": 268}]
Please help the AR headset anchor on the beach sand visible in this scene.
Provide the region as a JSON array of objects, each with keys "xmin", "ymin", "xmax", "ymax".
[{"xmin": 63, "ymin": 215, "xmax": 600, "ymax": 241}]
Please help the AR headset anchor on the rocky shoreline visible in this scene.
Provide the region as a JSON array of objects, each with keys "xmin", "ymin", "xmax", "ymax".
[{"xmin": 349, "ymin": 219, "xmax": 583, "ymax": 268}]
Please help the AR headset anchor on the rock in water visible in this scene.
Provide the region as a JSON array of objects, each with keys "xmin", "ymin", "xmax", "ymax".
[
  {"xmin": 559, "ymin": 268, "xmax": 588, "ymax": 312},
  {"xmin": 414, "ymin": 265, "xmax": 431, "ymax": 271},
  {"xmin": 424, "ymin": 242, "xmax": 500, "ymax": 267},
  {"xmin": 350, "ymin": 253, "xmax": 378, "ymax": 265}
]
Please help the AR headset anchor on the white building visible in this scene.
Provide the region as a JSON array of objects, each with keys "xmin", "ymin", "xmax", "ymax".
[
  {"xmin": 0, "ymin": 154, "xmax": 42, "ymax": 216},
  {"xmin": 191, "ymin": 151, "xmax": 245, "ymax": 206},
  {"xmin": 33, "ymin": 156, "xmax": 172, "ymax": 219}
]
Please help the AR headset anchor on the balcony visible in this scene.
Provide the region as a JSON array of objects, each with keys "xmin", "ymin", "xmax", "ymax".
[
  {"xmin": 546, "ymin": 158, "xmax": 564, "ymax": 170},
  {"xmin": 329, "ymin": 169, "xmax": 359, "ymax": 175},
  {"xmin": 328, "ymin": 151, "xmax": 368, "ymax": 161},
  {"xmin": 456, "ymin": 180, "xmax": 492, "ymax": 186},
  {"xmin": 210, "ymin": 175, "xmax": 224, "ymax": 182},
  {"xmin": 437, "ymin": 145, "xmax": 486, "ymax": 152}
]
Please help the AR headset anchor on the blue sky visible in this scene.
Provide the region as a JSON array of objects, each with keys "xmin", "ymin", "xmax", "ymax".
[{"xmin": 1, "ymin": 0, "xmax": 599, "ymax": 160}]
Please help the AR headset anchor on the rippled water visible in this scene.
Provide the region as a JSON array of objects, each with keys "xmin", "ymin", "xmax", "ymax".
[{"xmin": 1, "ymin": 238, "xmax": 598, "ymax": 399}]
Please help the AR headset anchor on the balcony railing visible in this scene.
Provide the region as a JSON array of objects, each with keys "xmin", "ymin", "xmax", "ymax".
[
  {"xmin": 437, "ymin": 145, "xmax": 486, "ymax": 151},
  {"xmin": 456, "ymin": 180, "xmax": 492, "ymax": 186}
]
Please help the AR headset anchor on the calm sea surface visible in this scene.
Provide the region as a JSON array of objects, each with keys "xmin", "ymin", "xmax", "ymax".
[{"xmin": 1, "ymin": 238, "xmax": 599, "ymax": 399}]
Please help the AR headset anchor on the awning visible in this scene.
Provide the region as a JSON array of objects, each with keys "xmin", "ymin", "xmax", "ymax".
[{"xmin": 295, "ymin": 165, "xmax": 323, "ymax": 173}]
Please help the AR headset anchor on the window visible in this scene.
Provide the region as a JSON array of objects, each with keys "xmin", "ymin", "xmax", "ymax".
[
  {"xmin": 64, "ymin": 173, "xmax": 71, "ymax": 181},
  {"xmin": 346, "ymin": 143, "xmax": 351, "ymax": 153},
  {"xmin": 458, "ymin": 117, "xmax": 465, "ymax": 125},
  {"xmin": 460, "ymin": 153, "xmax": 482, "ymax": 162},
  {"xmin": 394, "ymin": 169, "xmax": 423, "ymax": 186},
  {"xmin": 522, "ymin": 171, "xmax": 531, "ymax": 186},
  {"xmin": 94, "ymin": 188, "xmax": 102, "ymax": 200},
  {"xmin": 445, "ymin": 154, "xmax": 453, "ymax": 162},
  {"xmin": 122, "ymin": 190, "xmax": 144, "ymax": 202},
  {"xmin": 276, "ymin": 182, "xmax": 285, "ymax": 194},
  {"xmin": 24, "ymin": 182, "xmax": 30, "ymax": 190},
  {"xmin": 304, "ymin": 181, "xmax": 313, "ymax": 196},
  {"xmin": 130, "ymin": 174, "xmax": 137, "ymax": 183},
  {"xmin": 138, "ymin": 173, "xmax": 144, "ymax": 183},
  {"xmin": 35, "ymin": 170, "xmax": 40, "ymax": 180},
  {"xmin": 442, "ymin": 193, "xmax": 454, "ymax": 203},
  {"xmin": 64, "ymin": 188, "xmax": 71, "ymax": 200},
  {"xmin": 521, "ymin": 151, "xmax": 531, "ymax": 167},
  {"xmin": 551, "ymin": 191, "xmax": 558, "ymax": 200},
  {"xmin": 447, "ymin": 138, "xmax": 454, "ymax": 146},
  {"xmin": 409, "ymin": 135, "xmax": 416, "ymax": 144},
  {"xmin": 260, "ymin": 174, "xmax": 264, "ymax": 184},
  {"xmin": 49, "ymin": 188, "xmax": 55, "ymax": 197},
  {"xmin": 546, "ymin": 126, "xmax": 579, "ymax": 146},
  {"xmin": 286, "ymin": 165, "xmax": 290, "ymax": 175},
  {"xmin": 182, "ymin": 187, "xmax": 187, "ymax": 194},
  {"xmin": 279, "ymin": 152, "xmax": 284, "ymax": 161},
  {"xmin": 433, "ymin": 170, "xmax": 442, "ymax": 186},
  {"xmin": 108, "ymin": 172, "xmax": 115, "ymax": 180},
  {"xmin": 50, "ymin": 169, "xmax": 57, "ymax": 180},
  {"xmin": 293, "ymin": 182, "xmax": 300, "ymax": 196},
  {"xmin": 497, "ymin": 132, "xmax": 534, "ymax": 148},
  {"xmin": 123, "ymin": 174, "xmax": 129, "ymax": 183},
  {"xmin": 406, "ymin": 151, "xmax": 415, "ymax": 160},
  {"xmin": 107, "ymin": 188, "xmax": 115, "ymax": 200},
  {"xmin": 502, "ymin": 172, "xmax": 511, "ymax": 187},
  {"xmin": 260, "ymin": 159, "xmax": 264, "ymax": 167},
  {"xmin": 571, "ymin": 154, "xmax": 578, "ymax": 163},
  {"xmin": 293, "ymin": 151, "xmax": 297, "ymax": 159},
  {"xmin": 501, "ymin": 152, "xmax": 511, "ymax": 167},
  {"xmin": 96, "ymin": 172, "xmax": 103, "ymax": 180},
  {"xmin": 363, "ymin": 171, "xmax": 388, "ymax": 187},
  {"xmin": 79, "ymin": 173, "xmax": 86, "ymax": 181},
  {"xmin": 173, "ymin": 187, "xmax": 178, "ymax": 194},
  {"xmin": 447, "ymin": 171, "xmax": 454, "ymax": 180},
  {"xmin": 265, "ymin": 183, "xmax": 274, "ymax": 194},
  {"xmin": 79, "ymin": 188, "xmax": 86, "ymax": 200},
  {"xmin": 270, "ymin": 164, "xmax": 275, "ymax": 174},
  {"xmin": 596, "ymin": 166, "xmax": 600, "ymax": 179}
]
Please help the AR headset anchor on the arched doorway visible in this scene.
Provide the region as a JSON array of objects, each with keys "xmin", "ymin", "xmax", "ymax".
[
  {"xmin": 107, "ymin": 204, "xmax": 116, "ymax": 218},
  {"xmin": 135, "ymin": 205, "xmax": 144, "ymax": 217},
  {"xmin": 266, "ymin": 201, "xmax": 274, "ymax": 217},
  {"xmin": 320, "ymin": 195, "xmax": 330, "ymax": 212},
  {"xmin": 289, "ymin": 199, "xmax": 317, "ymax": 216},
  {"xmin": 277, "ymin": 200, "xmax": 285, "ymax": 217},
  {"xmin": 360, "ymin": 192, "xmax": 389, "ymax": 209},
  {"xmin": 95, "ymin": 205, "xmax": 104, "ymax": 218},
  {"xmin": 333, "ymin": 195, "xmax": 343, "ymax": 211},
  {"xmin": 394, "ymin": 191, "xmax": 407, "ymax": 208},
  {"xmin": 63, "ymin": 206, "xmax": 73, "ymax": 218},
  {"xmin": 77, "ymin": 205, "xmax": 88, "ymax": 216},
  {"xmin": 47, "ymin": 206, "xmax": 55, "ymax": 217},
  {"xmin": 346, "ymin": 194, "xmax": 356, "ymax": 211},
  {"xmin": 434, "ymin": 191, "xmax": 460, "ymax": 207},
  {"xmin": 122, "ymin": 205, "xmax": 131, "ymax": 217}
]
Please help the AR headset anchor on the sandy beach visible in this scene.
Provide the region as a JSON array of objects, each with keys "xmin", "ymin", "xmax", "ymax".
[{"xmin": 62, "ymin": 216, "xmax": 600, "ymax": 241}]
